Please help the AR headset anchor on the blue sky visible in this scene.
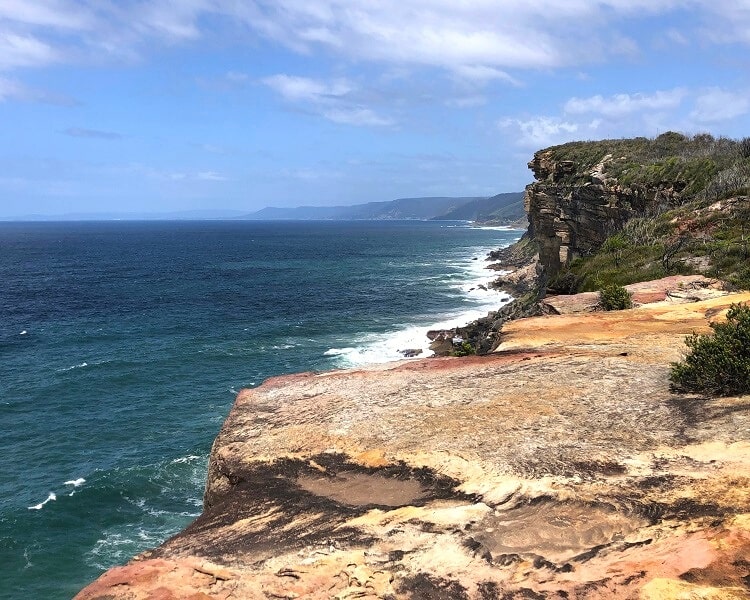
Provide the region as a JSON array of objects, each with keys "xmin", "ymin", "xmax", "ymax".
[{"xmin": 2, "ymin": 1, "xmax": 750, "ymax": 217}]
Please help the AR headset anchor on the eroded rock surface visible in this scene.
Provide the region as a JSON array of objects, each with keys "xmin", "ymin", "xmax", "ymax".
[
  {"xmin": 77, "ymin": 293, "xmax": 750, "ymax": 599},
  {"xmin": 525, "ymin": 149, "xmax": 680, "ymax": 277}
]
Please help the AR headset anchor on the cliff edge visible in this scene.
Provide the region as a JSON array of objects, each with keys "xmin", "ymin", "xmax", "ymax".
[{"xmin": 77, "ymin": 291, "xmax": 750, "ymax": 599}]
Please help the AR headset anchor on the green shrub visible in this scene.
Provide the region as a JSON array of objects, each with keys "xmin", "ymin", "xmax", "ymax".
[
  {"xmin": 453, "ymin": 341, "xmax": 476, "ymax": 357},
  {"xmin": 599, "ymin": 284, "xmax": 632, "ymax": 310},
  {"xmin": 670, "ymin": 303, "xmax": 750, "ymax": 396}
]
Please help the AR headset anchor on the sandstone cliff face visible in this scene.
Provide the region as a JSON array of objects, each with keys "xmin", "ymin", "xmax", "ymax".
[{"xmin": 525, "ymin": 149, "xmax": 681, "ymax": 277}]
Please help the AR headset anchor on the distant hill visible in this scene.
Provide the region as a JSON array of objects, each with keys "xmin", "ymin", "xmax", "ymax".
[
  {"xmin": 243, "ymin": 194, "xmax": 524, "ymax": 222},
  {"xmin": 432, "ymin": 192, "xmax": 525, "ymax": 223}
]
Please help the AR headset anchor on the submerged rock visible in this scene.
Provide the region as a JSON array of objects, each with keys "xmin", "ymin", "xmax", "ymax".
[{"xmin": 398, "ymin": 348, "xmax": 423, "ymax": 358}]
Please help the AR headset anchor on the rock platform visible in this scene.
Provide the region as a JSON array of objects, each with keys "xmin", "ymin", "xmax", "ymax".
[{"xmin": 77, "ymin": 292, "xmax": 750, "ymax": 599}]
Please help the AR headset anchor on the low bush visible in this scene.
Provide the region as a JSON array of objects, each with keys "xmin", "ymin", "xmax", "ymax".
[
  {"xmin": 453, "ymin": 341, "xmax": 476, "ymax": 357},
  {"xmin": 599, "ymin": 284, "xmax": 632, "ymax": 310},
  {"xmin": 670, "ymin": 303, "xmax": 750, "ymax": 395}
]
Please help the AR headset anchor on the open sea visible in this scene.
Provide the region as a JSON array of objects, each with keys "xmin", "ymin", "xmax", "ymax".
[{"xmin": 0, "ymin": 220, "xmax": 521, "ymax": 599}]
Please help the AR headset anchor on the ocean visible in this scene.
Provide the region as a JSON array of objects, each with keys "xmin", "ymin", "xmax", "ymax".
[{"xmin": 0, "ymin": 220, "xmax": 521, "ymax": 599}]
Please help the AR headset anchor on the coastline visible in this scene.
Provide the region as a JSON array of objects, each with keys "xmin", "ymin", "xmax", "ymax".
[
  {"xmin": 76, "ymin": 287, "xmax": 750, "ymax": 599},
  {"xmin": 323, "ymin": 225, "xmax": 525, "ymax": 366}
]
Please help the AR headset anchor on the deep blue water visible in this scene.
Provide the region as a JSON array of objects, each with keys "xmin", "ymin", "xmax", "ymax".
[{"xmin": 0, "ymin": 220, "xmax": 520, "ymax": 599}]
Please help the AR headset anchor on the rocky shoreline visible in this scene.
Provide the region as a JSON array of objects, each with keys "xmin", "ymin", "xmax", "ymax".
[
  {"xmin": 428, "ymin": 234, "xmax": 545, "ymax": 357},
  {"xmin": 77, "ymin": 288, "xmax": 750, "ymax": 599}
]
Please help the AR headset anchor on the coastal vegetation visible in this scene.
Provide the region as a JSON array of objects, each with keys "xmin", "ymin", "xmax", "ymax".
[
  {"xmin": 545, "ymin": 132, "xmax": 750, "ymax": 293},
  {"xmin": 598, "ymin": 283, "xmax": 632, "ymax": 310},
  {"xmin": 452, "ymin": 341, "xmax": 476, "ymax": 357},
  {"xmin": 554, "ymin": 195, "xmax": 750, "ymax": 292},
  {"xmin": 670, "ymin": 302, "xmax": 750, "ymax": 395}
]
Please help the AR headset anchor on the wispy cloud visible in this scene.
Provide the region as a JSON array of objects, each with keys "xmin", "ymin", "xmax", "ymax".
[
  {"xmin": 322, "ymin": 107, "xmax": 394, "ymax": 127},
  {"xmin": 262, "ymin": 74, "xmax": 352, "ymax": 103},
  {"xmin": 499, "ymin": 116, "xmax": 583, "ymax": 149},
  {"xmin": 0, "ymin": 31, "xmax": 60, "ymax": 69},
  {"xmin": 63, "ymin": 127, "xmax": 122, "ymax": 140},
  {"xmin": 451, "ymin": 65, "xmax": 520, "ymax": 86},
  {"xmin": 3, "ymin": 1, "xmax": 746, "ymax": 76},
  {"xmin": 262, "ymin": 73, "xmax": 393, "ymax": 127},
  {"xmin": 690, "ymin": 87, "xmax": 750, "ymax": 123},
  {"xmin": 196, "ymin": 171, "xmax": 228, "ymax": 181},
  {"xmin": 0, "ymin": 76, "xmax": 77, "ymax": 105},
  {"xmin": 564, "ymin": 89, "xmax": 687, "ymax": 118}
]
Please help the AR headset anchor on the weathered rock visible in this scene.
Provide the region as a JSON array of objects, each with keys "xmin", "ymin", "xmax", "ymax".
[
  {"xmin": 525, "ymin": 149, "xmax": 684, "ymax": 277},
  {"xmin": 398, "ymin": 348, "xmax": 423, "ymax": 358},
  {"xmin": 542, "ymin": 274, "xmax": 727, "ymax": 314},
  {"xmin": 77, "ymin": 292, "xmax": 750, "ymax": 599}
]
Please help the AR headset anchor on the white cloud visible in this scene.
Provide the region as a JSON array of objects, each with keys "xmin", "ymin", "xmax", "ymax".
[
  {"xmin": 499, "ymin": 117, "xmax": 580, "ymax": 148},
  {"xmin": 564, "ymin": 89, "xmax": 687, "ymax": 118},
  {"xmin": 690, "ymin": 87, "xmax": 750, "ymax": 123},
  {"xmin": 262, "ymin": 73, "xmax": 393, "ymax": 127},
  {"xmin": 451, "ymin": 65, "xmax": 519, "ymax": 85},
  {"xmin": 0, "ymin": 1, "xmax": 685, "ymax": 74},
  {"xmin": 697, "ymin": 0, "xmax": 750, "ymax": 45},
  {"xmin": 0, "ymin": 31, "xmax": 59, "ymax": 69},
  {"xmin": 196, "ymin": 171, "xmax": 228, "ymax": 181},
  {"xmin": 262, "ymin": 74, "xmax": 352, "ymax": 103},
  {"xmin": 323, "ymin": 107, "xmax": 394, "ymax": 127},
  {"xmin": 1, "ymin": 1, "xmax": 749, "ymax": 86},
  {"xmin": 0, "ymin": 76, "xmax": 77, "ymax": 104},
  {"xmin": 0, "ymin": 77, "xmax": 27, "ymax": 101},
  {"xmin": 0, "ymin": 0, "xmax": 93, "ymax": 30}
]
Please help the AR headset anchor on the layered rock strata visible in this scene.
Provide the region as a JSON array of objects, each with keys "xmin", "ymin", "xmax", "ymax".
[
  {"xmin": 525, "ymin": 150, "xmax": 677, "ymax": 277},
  {"xmin": 77, "ymin": 291, "xmax": 750, "ymax": 599}
]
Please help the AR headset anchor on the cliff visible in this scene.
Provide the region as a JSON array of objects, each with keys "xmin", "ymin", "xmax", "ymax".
[
  {"xmin": 77, "ymin": 288, "xmax": 750, "ymax": 599},
  {"xmin": 524, "ymin": 133, "xmax": 750, "ymax": 281}
]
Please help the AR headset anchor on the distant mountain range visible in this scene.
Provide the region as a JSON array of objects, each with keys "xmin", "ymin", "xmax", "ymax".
[
  {"xmin": 3, "ymin": 193, "xmax": 526, "ymax": 223},
  {"xmin": 243, "ymin": 192, "xmax": 525, "ymax": 224}
]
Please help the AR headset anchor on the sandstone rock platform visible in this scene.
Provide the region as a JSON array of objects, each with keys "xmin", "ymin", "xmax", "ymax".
[{"xmin": 77, "ymin": 293, "xmax": 750, "ymax": 599}]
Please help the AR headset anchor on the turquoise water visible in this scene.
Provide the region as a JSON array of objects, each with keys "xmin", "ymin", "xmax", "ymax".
[{"xmin": 0, "ymin": 220, "xmax": 520, "ymax": 598}]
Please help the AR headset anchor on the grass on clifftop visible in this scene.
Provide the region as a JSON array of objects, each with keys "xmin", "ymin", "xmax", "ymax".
[
  {"xmin": 544, "ymin": 132, "xmax": 750, "ymax": 293},
  {"xmin": 546, "ymin": 132, "xmax": 750, "ymax": 200},
  {"xmin": 550, "ymin": 195, "xmax": 750, "ymax": 293}
]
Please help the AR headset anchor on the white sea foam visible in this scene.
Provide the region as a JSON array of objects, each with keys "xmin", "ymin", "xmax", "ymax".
[
  {"xmin": 324, "ymin": 347, "xmax": 356, "ymax": 356},
  {"xmin": 28, "ymin": 492, "xmax": 56, "ymax": 510},
  {"xmin": 325, "ymin": 235, "xmax": 520, "ymax": 369},
  {"xmin": 64, "ymin": 478, "xmax": 86, "ymax": 487},
  {"xmin": 170, "ymin": 455, "xmax": 202, "ymax": 465},
  {"xmin": 470, "ymin": 225, "xmax": 523, "ymax": 231},
  {"xmin": 58, "ymin": 362, "xmax": 88, "ymax": 372}
]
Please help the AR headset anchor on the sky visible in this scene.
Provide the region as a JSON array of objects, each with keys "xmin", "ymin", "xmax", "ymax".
[{"xmin": 2, "ymin": 1, "xmax": 750, "ymax": 218}]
